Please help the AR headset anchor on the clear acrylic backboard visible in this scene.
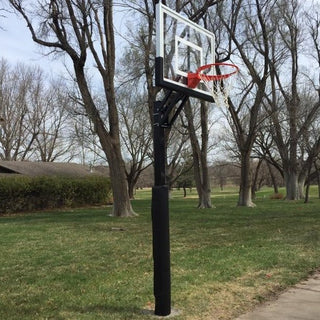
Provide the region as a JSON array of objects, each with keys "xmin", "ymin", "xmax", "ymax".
[{"xmin": 155, "ymin": 1, "xmax": 215, "ymax": 102}]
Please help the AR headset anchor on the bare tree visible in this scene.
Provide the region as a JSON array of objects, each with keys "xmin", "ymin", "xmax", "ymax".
[
  {"xmin": 117, "ymin": 86, "xmax": 153, "ymax": 199},
  {"xmin": 179, "ymin": 1, "xmax": 227, "ymax": 209},
  {"xmin": 70, "ymin": 110, "xmax": 104, "ymax": 165},
  {"xmin": 8, "ymin": 0, "xmax": 135, "ymax": 216},
  {"xmin": 253, "ymin": 121, "xmax": 284, "ymax": 194},
  {"xmin": 165, "ymin": 121, "xmax": 193, "ymax": 190},
  {"xmin": 217, "ymin": 0, "xmax": 271, "ymax": 206},
  {"xmin": 264, "ymin": 0, "xmax": 320, "ymax": 200},
  {"xmin": 119, "ymin": 0, "xmax": 159, "ymax": 123},
  {"xmin": 0, "ymin": 59, "xmax": 82, "ymax": 162},
  {"xmin": 32, "ymin": 80, "xmax": 77, "ymax": 162},
  {"xmin": 184, "ymin": 100, "xmax": 212, "ymax": 208},
  {"xmin": 0, "ymin": 59, "xmax": 43, "ymax": 160}
]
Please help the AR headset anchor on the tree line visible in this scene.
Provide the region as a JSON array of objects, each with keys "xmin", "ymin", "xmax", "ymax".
[{"xmin": 1, "ymin": 0, "xmax": 320, "ymax": 216}]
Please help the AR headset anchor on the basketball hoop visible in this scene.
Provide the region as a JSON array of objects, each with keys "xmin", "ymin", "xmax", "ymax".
[{"xmin": 188, "ymin": 63, "xmax": 239, "ymax": 108}]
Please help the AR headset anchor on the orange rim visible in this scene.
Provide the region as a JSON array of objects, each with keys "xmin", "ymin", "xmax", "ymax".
[{"xmin": 196, "ymin": 63, "xmax": 239, "ymax": 81}]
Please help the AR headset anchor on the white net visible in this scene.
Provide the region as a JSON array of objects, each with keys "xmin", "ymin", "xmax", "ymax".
[
  {"xmin": 199, "ymin": 76, "xmax": 233, "ymax": 108},
  {"xmin": 197, "ymin": 64, "xmax": 238, "ymax": 108}
]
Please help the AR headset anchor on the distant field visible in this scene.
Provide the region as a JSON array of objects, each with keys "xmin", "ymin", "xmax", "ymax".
[{"xmin": 1, "ymin": 186, "xmax": 320, "ymax": 320}]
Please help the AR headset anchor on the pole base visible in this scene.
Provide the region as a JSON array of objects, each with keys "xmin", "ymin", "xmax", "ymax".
[
  {"xmin": 152, "ymin": 185, "xmax": 171, "ymax": 316},
  {"xmin": 142, "ymin": 307, "xmax": 182, "ymax": 318}
]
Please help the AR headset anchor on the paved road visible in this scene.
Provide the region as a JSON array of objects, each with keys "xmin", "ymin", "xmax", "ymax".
[{"xmin": 235, "ymin": 271, "xmax": 320, "ymax": 320}]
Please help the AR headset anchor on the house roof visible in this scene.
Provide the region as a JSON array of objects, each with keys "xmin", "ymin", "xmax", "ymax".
[{"xmin": 0, "ymin": 161, "xmax": 106, "ymax": 177}]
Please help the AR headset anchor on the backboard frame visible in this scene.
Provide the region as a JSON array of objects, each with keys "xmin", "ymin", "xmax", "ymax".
[{"xmin": 155, "ymin": 1, "xmax": 215, "ymax": 102}]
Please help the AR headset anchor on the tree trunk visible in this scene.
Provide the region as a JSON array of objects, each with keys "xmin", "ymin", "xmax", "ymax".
[
  {"xmin": 126, "ymin": 166, "xmax": 142, "ymax": 200},
  {"xmin": 284, "ymin": 169, "xmax": 300, "ymax": 200},
  {"xmin": 184, "ymin": 101, "xmax": 212, "ymax": 209},
  {"xmin": 267, "ymin": 162, "xmax": 279, "ymax": 194},
  {"xmin": 304, "ymin": 168, "xmax": 311, "ymax": 204},
  {"xmin": 318, "ymin": 173, "xmax": 320, "ymax": 199},
  {"xmin": 316, "ymin": 162, "xmax": 320, "ymax": 199},
  {"xmin": 219, "ymin": 177, "xmax": 225, "ymax": 191},
  {"xmin": 74, "ymin": 65, "xmax": 135, "ymax": 217},
  {"xmin": 238, "ymin": 152, "xmax": 255, "ymax": 207},
  {"xmin": 298, "ymin": 176, "xmax": 306, "ymax": 200},
  {"xmin": 193, "ymin": 153, "xmax": 212, "ymax": 209},
  {"xmin": 303, "ymin": 163, "xmax": 313, "ymax": 203},
  {"xmin": 128, "ymin": 180, "xmax": 135, "ymax": 200},
  {"xmin": 304, "ymin": 182, "xmax": 310, "ymax": 203},
  {"xmin": 108, "ymin": 146, "xmax": 135, "ymax": 217},
  {"xmin": 251, "ymin": 159, "xmax": 263, "ymax": 200},
  {"xmin": 198, "ymin": 187, "xmax": 212, "ymax": 208},
  {"xmin": 183, "ymin": 182, "xmax": 187, "ymax": 198}
]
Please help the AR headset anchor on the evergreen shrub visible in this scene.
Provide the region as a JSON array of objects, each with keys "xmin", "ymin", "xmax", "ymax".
[{"xmin": 0, "ymin": 175, "xmax": 112, "ymax": 214}]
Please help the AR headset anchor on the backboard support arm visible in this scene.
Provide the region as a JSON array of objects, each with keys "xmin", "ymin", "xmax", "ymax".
[{"xmin": 155, "ymin": 90, "xmax": 189, "ymax": 127}]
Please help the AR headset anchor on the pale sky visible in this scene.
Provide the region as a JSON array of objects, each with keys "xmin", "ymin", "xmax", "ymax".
[
  {"xmin": 1, "ymin": 8, "xmax": 128, "ymax": 77},
  {"xmin": 1, "ymin": 12, "xmax": 67, "ymax": 75},
  {"xmin": 2, "ymin": 14, "xmax": 35, "ymax": 62}
]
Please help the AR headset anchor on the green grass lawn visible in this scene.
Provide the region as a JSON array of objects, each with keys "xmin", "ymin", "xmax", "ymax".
[{"xmin": 1, "ymin": 187, "xmax": 320, "ymax": 319}]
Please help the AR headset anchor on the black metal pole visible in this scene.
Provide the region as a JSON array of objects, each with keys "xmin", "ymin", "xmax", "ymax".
[{"xmin": 151, "ymin": 101, "xmax": 171, "ymax": 316}]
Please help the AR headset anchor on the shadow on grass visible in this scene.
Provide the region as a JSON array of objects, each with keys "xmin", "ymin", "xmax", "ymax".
[
  {"xmin": 0, "ymin": 207, "xmax": 110, "ymax": 224},
  {"xmin": 67, "ymin": 304, "xmax": 183, "ymax": 319},
  {"xmin": 66, "ymin": 303, "xmax": 141, "ymax": 317}
]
